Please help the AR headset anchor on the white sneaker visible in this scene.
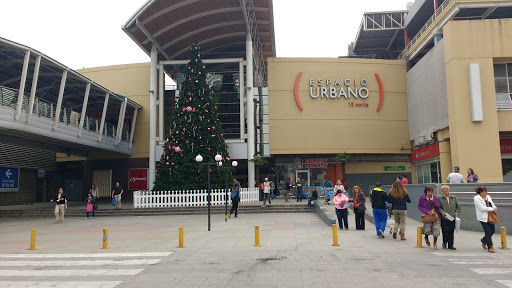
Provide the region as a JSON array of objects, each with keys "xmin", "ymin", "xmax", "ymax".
[{"xmin": 85, "ymin": 217, "xmax": 88, "ymax": 219}]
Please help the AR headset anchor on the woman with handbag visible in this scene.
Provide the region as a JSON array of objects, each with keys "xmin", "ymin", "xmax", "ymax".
[
  {"xmin": 474, "ymin": 186, "xmax": 498, "ymax": 253},
  {"xmin": 418, "ymin": 186, "xmax": 441, "ymax": 249},
  {"xmin": 85, "ymin": 192, "xmax": 95, "ymax": 219},
  {"xmin": 388, "ymin": 182, "xmax": 411, "ymax": 240},
  {"xmin": 352, "ymin": 186, "xmax": 366, "ymax": 230}
]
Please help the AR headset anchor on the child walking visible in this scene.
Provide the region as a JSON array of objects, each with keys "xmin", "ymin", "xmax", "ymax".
[{"xmin": 86, "ymin": 192, "xmax": 96, "ymax": 219}]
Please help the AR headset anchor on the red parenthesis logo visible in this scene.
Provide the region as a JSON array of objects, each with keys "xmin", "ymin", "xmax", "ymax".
[{"xmin": 294, "ymin": 72, "xmax": 384, "ymax": 111}]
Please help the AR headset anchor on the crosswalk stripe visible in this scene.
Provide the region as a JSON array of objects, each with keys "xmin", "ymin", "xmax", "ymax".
[
  {"xmin": 0, "ymin": 269, "xmax": 143, "ymax": 276},
  {"xmin": 0, "ymin": 252, "xmax": 172, "ymax": 258},
  {"xmin": 497, "ymin": 280, "xmax": 512, "ymax": 288},
  {"xmin": 470, "ymin": 268, "xmax": 512, "ymax": 274},
  {"xmin": 0, "ymin": 259, "xmax": 161, "ymax": 266},
  {"xmin": 0, "ymin": 281, "xmax": 122, "ymax": 288},
  {"xmin": 448, "ymin": 259, "xmax": 512, "ymax": 265},
  {"xmin": 431, "ymin": 252, "xmax": 489, "ymax": 257}
]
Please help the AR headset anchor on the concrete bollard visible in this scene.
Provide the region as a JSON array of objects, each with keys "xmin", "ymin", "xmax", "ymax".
[
  {"xmin": 178, "ymin": 227, "xmax": 184, "ymax": 248},
  {"xmin": 29, "ymin": 229, "xmax": 36, "ymax": 250},
  {"xmin": 331, "ymin": 224, "xmax": 339, "ymax": 246},
  {"xmin": 254, "ymin": 225, "xmax": 261, "ymax": 247},
  {"xmin": 102, "ymin": 228, "xmax": 108, "ymax": 249},
  {"xmin": 500, "ymin": 226, "xmax": 509, "ymax": 249},
  {"xmin": 416, "ymin": 226, "xmax": 423, "ymax": 248}
]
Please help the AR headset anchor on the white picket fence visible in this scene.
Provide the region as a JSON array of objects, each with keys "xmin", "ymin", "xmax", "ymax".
[{"xmin": 133, "ymin": 188, "xmax": 259, "ymax": 208}]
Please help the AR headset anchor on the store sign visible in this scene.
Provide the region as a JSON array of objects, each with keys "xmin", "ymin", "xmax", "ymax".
[
  {"xmin": 0, "ymin": 167, "xmax": 19, "ymax": 192},
  {"xmin": 128, "ymin": 168, "xmax": 148, "ymax": 190},
  {"xmin": 411, "ymin": 143, "xmax": 440, "ymax": 162},
  {"xmin": 294, "ymin": 72, "xmax": 384, "ymax": 111},
  {"xmin": 384, "ymin": 166, "xmax": 406, "ymax": 171},
  {"xmin": 500, "ymin": 139, "xmax": 512, "ymax": 154},
  {"xmin": 295, "ymin": 158, "xmax": 328, "ymax": 169}
]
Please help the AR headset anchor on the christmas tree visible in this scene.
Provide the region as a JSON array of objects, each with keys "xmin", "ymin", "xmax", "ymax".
[{"xmin": 153, "ymin": 41, "xmax": 233, "ymax": 191}]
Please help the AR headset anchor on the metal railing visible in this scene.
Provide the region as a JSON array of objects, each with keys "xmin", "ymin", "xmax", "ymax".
[
  {"xmin": 397, "ymin": 0, "xmax": 452, "ymax": 60},
  {"xmin": 0, "ymin": 86, "xmax": 130, "ymax": 142}
]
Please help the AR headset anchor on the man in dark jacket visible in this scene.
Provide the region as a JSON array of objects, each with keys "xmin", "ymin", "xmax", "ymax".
[
  {"xmin": 229, "ymin": 178, "xmax": 241, "ymax": 218},
  {"xmin": 370, "ymin": 182, "xmax": 388, "ymax": 238}
]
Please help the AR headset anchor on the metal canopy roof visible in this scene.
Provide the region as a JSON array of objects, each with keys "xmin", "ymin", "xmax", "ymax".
[
  {"xmin": 122, "ymin": 0, "xmax": 276, "ymax": 84},
  {"xmin": 0, "ymin": 37, "xmax": 142, "ymax": 111}
]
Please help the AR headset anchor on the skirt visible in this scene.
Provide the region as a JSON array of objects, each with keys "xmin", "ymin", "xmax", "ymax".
[{"xmin": 423, "ymin": 218, "xmax": 441, "ymax": 237}]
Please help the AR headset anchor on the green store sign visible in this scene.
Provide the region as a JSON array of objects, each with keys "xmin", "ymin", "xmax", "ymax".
[{"xmin": 384, "ymin": 166, "xmax": 405, "ymax": 171}]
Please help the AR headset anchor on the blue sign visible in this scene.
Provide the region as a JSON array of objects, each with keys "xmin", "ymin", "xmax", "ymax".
[{"xmin": 0, "ymin": 167, "xmax": 19, "ymax": 192}]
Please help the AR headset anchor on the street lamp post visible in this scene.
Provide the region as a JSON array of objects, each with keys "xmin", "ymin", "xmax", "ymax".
[
  {"xmin": 195, "ymin": 153, "xmax": 222, "ymax": 231},
  {"xmin": 223, "ymin": 161, "xmax": 238, "ymax": 222}
]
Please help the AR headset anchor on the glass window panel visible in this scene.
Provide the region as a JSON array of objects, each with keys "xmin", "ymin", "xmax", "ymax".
[
  {"xmin": 430, "ymin": 163, "xmax": 439, "ymax": 183},
  {"xmin": 509, "ymin": 78, "xmax": 512, "ymax": 92},
  {"xmin": 496, "ymin": 78, "xmax": 508, "ymax": 93},
  {"xmin": 422, "ymin": 164, "xmax": 431, "ymax": 183},
  {"xmin": 508, "ymin": 63, "xmax": 512, "ymax": 78},
  {"xmin": 417, "ymin": 165, "xmax": 423, "ymax": 184},
  {"xmin": 494, "ymin": 64, "xmax": 507, "ymax": 77}
]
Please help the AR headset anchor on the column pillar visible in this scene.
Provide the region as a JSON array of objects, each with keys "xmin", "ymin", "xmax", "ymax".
[
  {"xmin": 27, "ymin": 55, "xmax": 41, "ymax": 121},
  {"xmin": 246, "ymin": 33, "xmax": 255, "ymax": 188},
  {"xmin": 149, "ymin": 45, "xmax": 158, "ymax": 190},
  {"xmin": 15, "ymin": 51, "xmax": 30, "ymax": 120}
]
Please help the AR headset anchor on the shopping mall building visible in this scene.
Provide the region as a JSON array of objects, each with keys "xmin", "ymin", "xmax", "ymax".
[{"xmin": 1, "ymin": 0, "xmax": 512, "ymax": 204}]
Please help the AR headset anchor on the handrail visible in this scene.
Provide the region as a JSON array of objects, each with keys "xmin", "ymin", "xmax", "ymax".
[
  {"xmin": 397, "ymin": 0, "xmax": 452, "ymax": 60},
  {"xmin": 0, "ymin": 85, "xmax": 130, "ymax": 141}
]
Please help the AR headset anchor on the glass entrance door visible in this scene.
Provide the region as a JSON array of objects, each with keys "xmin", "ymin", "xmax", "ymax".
[{"xmin": 296, "ymin": 170, "xmax": 310, "ymax": 186}]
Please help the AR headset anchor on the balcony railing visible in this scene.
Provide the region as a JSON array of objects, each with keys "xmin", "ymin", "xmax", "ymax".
[
  {"xmin": 0, "ymin": 86, "xmax": 130, "ymax": 142},
  {"xmin": 397, "ymin": 0, "xmax": 452, "ymax": 60}
]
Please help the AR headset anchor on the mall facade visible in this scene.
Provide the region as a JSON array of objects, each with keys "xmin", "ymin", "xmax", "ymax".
[{"xmin": 2, "ymin": 0, "xmax": 512, "ymax": 204}]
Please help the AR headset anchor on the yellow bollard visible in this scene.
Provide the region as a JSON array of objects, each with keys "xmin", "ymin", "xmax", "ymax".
[
  {"xmin": 254, "ymin": 225, "xmax": 261, "ymax": 247},
  {"xmin": 102, "ymin": 228, "xmax": 108, "ymax": 249},
  {"xmin": 415, "ymin": 226, "xmax": 423, "ymax": 248},
  {"xmin": 500, "ymin": 226, "xmax": 509, "ymax": 249},
  {"xmin": 178, "ymin": 227, "xmax": 184, "ymax": 248},
  {"xmin": 331, "ymin": 224, "xmax": 339, "ymax": 246},
  {"xmin": 29, "ymin": 229, "xmax": 37, "ymax": 250}
]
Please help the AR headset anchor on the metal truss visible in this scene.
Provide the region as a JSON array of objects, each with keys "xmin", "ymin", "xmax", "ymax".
[
  {"xmin": 363, "ymin": 12, "xmax": 406, "ymax": 31},
  {"xmin": 239, "ymin": 0, "xmax": 267, "ymax": 87}
]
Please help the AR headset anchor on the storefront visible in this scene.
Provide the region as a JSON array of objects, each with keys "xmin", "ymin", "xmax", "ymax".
[{"xmin": 411, "ymin": 143, "xmax": 441, "ymax": 184}]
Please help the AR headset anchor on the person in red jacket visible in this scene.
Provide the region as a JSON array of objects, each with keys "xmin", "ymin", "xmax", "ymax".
[{"xmin": 401, "ymin": 175, "xmax": 409, "ymax": 185}]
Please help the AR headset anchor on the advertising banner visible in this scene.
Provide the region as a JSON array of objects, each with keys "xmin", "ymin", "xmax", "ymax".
[
  {"xmin": 128, "ymin": 168, "xmax": 148, "ymax": 190},
  {"xmin": 411, "ymin": 143, "xmax": 439, "ymax": 162}
]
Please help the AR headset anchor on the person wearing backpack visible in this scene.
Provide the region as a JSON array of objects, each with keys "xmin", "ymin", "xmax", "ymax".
[{"xmin": 229, "ymin": 178, "xmax": 241, "ymax": 218}]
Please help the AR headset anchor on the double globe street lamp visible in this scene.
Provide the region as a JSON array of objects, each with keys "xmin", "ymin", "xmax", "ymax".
[{"xmin": 195, "ymin": 154, "xmax": 237, "ymax": 231}]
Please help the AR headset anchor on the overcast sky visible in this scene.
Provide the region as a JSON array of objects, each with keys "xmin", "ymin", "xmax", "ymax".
[{"xmin": 0, "ymin": 0, "xmax": 412, "ymax": 70}]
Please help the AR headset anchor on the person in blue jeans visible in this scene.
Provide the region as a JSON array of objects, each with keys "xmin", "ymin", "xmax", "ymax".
[
  {"xmin": 308, "ymin": 187, "xmax": 319, "ymax": 207},
  {"xmin": 370, "ymin": 182, "xmax": 388, "ymax": 238}
]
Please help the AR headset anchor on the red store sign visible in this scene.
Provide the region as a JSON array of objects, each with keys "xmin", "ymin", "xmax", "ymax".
[
  {"xmin": 295, "ymin": 158, "xmax": 328, "ymax": 169},
  {"xmin": 128, "ymin": 168, "xmax": 148, "ymax": 190},
  {"xmin": 500, "ymin": 139, "xmax": 512, "ymax": 154},
  {"xmin": 411, "ymin": 143, "xmax": 440, "ymax": 162}
]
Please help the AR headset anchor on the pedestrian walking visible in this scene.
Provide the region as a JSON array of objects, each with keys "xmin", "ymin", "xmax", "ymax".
[
  {"xmin": 439, "ymin": 185, "xmax": 460, "ymax": 250},
  {"xmin": 370, "ymin": 182, "xmax": 388, "ymax": 238},
  {"xmin": 352, "ymin": 186, "xmax": 366, "ymax": 230},
  {"xmin": 401, "ymin": 175, "xmax": 408, "ymax": 184},
  {"xmin": 50, "ymin": 187, "xmax": 67, "ymax": 224},
  {"xmin": 387, "ymin": 182, "xmax": 411, "ymax": 240},
  {"xmin": 295, "ymin": 178, "xmax": 304, "ymax": 202},
  {"xmin": 269, "ymin": 179, "xmax": 276, "ymax": 198},
  {"xmin": 333, "ymin": 180, "xmax": 346, "ymax": 197},
  {"xmin": 447, "ymin": 166, "xmax": 464, "ymax": 184},
  {"xmin": 262, "ymin": 178, "xmax": 271, "ymax": 207},
  {"xmin": 85, "ymin": 192, "xmax": 96, "ymax": 219},
  {"xmin": 111, "ymin": 182, "xmax": 123, "ymax": 209},
  {"xmin": 333, "ymin": 189, "xmax": 349, "ymax": 230},
  {"xmin": 467, "ymin": 168, "xmax": 480, "ymax": 183},
  {"xmin": 418, "ymin": 186, "xmax": 441, "ymax": 250},
  {"xmin": 474, "ymin": 186, "xmax": 498, "ymax": 253},
  {"xmin": 229, "ymin": 178, "xmax": 241, "ymax": 218},
  {"xmin": 285, "ymin": 178, "xmax": 292, "ymax": 202},
  {"xmin": 90, "ymin": 184, "xmax": 99, "ymax": 200},
  {"xmin": 308, "ymin": 187, "xmax": 318, "ymax": 207}
]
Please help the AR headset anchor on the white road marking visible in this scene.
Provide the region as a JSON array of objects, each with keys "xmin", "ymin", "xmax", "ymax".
[
  {"xmin": 0, "ymin": 252, "xmax": 172, "ymax": 258},
  {"xmin": 448, "ymin": 259, "xmax": 512, "ymax": 265},
  {"xmin": 0, "ymin": 281, "xmax": 122, "ymax": 288},
  {"xmin": 0, "ymin": 269, "xmax": 143, "ymax": 276},
  {"xmin": 497, "ymin": 280, "xmax": 512, "ymax": 288},
  {"xmin": 470, "ymin": 268, "xmax": 512, "ymax": 274},
  {"xmin": 431, "ymin": 252, "xmax": 491, "ymax": 257},
  {"xmin": 0, "ymin": 259, "xmax": 161, "ymax": 266}
]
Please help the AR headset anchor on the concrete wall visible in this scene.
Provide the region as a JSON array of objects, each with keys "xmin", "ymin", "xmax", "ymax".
[
  {"xmin": 443, "ymin": 19, "xmax": 512, "ymax": 182},
  {"xmin": 267, "ymin": 58, "xmax": 410, "ymax": 155}
]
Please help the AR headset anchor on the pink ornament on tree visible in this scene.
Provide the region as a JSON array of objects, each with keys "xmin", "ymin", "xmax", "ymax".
[
  {"xmin": 174, "ymin": 146, "xmax": 181, "ymax": 152},
  {"xmin": 186, "ymin": 106, "xmax": 192, "ymax": 112}
]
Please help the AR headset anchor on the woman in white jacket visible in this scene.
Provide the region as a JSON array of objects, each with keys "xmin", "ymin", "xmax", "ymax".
[{"xmin": 474, "ymin": 186, "xmax": 498, "ymax": 253}]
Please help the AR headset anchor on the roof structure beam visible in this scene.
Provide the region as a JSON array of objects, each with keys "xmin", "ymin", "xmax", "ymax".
[
  {"xmin": 27, "ymin": 54, "xmax": 41, "ymax": 122},
  {"xmin": 52, "ymin": 70, "xmax": 68, "ymax": 130},
  {"xmin": 15, "ymin": 51, "xmax": 31, "ymax": 121},
  {"xmin": 169, "ymin": 32, "xmax": 247, "ymax": 60},
  {"xmin": 240, "ymin": 0, "xmax": 267, "ymax": 86},
  {"xmin": 386, "ymin": 30, "xmax": 400, "ymax": 52},
  {"xmin": 136, "ymin": 19, "xmax": 172, "ymax": 60},
  {"xmin": 482, "ymin": 7, "xmax": 497, "ymax": 18}
]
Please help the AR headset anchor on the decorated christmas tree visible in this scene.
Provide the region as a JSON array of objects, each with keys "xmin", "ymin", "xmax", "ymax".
[{"xmin": 153, "ymin": 41, "xmax": 232, "ymax": 191}]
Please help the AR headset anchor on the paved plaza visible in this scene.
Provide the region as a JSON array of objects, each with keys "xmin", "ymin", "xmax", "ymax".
[{"xmin": 0, "ymin": 205, "xmax": 511, "ymax": 288}]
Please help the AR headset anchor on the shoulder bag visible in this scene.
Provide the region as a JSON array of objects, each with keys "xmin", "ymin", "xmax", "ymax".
[{"xmin": 486, "ymin": 200, "xmax": 499, "ymax": 224}]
